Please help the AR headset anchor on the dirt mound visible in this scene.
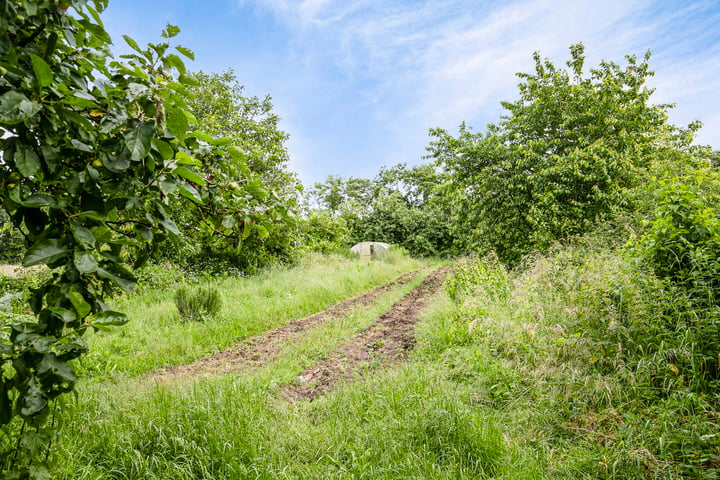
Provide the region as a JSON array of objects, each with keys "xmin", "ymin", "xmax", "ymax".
[
  {"xmin": 282, "ymin": 265, "xmax": 450, "ymax": 401},
  {"xmin": 156, "ymin": 270, "xmax": 420, "ymax": 381}
]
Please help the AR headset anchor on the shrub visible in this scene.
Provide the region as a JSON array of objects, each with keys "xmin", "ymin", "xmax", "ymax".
[
  {"xmin": 174, "ymin": 285, "xmax": 223, "ymax": 321},
  {"xmin": 636, "ymin": 171, "xmax": 720, "ymax": 388},
  {"xmin": 445, "ymin": 253, "xmax": 509, "ymax": 306}
]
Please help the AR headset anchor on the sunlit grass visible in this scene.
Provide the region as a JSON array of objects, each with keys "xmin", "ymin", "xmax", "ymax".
[{"xmin": 78, "ymin": 253, "xmax": 421, "ymax": 378}]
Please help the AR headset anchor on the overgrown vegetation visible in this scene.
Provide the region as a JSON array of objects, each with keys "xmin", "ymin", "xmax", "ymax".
[
  {"xmin": 435, "ymin": 243, "xmax": 720, "ymax": 478},
  {"xmin": 0, "ymin": 1, "xmax": 719, "ymax": 477}
]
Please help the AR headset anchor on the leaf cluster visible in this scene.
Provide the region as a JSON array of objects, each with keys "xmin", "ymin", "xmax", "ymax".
[{"xmin": 0, "ymin": 1, "xmax": 292, "ymax": 475}]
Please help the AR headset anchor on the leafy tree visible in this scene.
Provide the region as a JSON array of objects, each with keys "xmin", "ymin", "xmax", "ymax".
[
  {"xmin": 308, "ymin": 164, "xmax": 456, "ymax": 256},
  {"xmin": 299, "ymin": 210, "xmax": 350, "ymax": 254},
  {"xmin": 429, "ymin": 43, "xmax": 700, "ymax": 264},
  {"xmin": 0, "ymin": 1, "xmax": 285, "ymax": 474},
  {"xmin": 161, "ymin": 70, "xmax": 300, "ymax": 272}
]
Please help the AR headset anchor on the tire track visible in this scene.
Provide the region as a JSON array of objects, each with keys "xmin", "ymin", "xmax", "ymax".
[
  {"xmin": 282, "ymin": 265, "xmax": 450, "ymax": 401},
  {"xmin": 155, "ymin": 269, "xmax": 420, "ymax": 381}
]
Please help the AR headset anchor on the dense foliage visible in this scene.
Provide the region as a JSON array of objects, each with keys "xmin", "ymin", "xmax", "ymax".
[
  {"xmin": 308, "ymin": 163, "xmax": 456, "ymax": 256},
  {"xmin": 0, "ymin": 1, "xmax": 289, "ymax": 475},
  {"xmin": 428, "ymin": 43, "xmax": 701, "ymax": 264},
  {"xmin": 162, "ymin": 70, "xmax": 301, "ymax": 273}
]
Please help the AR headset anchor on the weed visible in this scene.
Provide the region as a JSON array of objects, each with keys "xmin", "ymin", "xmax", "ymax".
[{"xmin": 174, "ymin": 285, "xmax": 223, "ymax": 321}]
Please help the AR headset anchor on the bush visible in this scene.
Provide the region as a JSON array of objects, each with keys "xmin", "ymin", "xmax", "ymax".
[
  {"xmin": 445, "ymin": 253, "xmax": 509, "ymax": 306},
  {"xmin": 636, "ymin": 171, "xmax": 720, "ymax": 388},
  {"xmin": 174, "ymin": 285, "xmax": 223, "ymax": 321}
]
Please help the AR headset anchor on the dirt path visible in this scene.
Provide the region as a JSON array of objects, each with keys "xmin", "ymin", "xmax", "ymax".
[
  {"xmin": 282, "ymin": 265, "xmax": 450, "ymax": 401},
  {"xmin": 156, "ymin": 270, "xmax": 420, "ymax": 381}
]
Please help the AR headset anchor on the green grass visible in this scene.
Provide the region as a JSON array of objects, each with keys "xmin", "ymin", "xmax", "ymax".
[
  {"xmin": 77, "ymin": 253, "xmax": 422, "ymax": 379},
  {"xmin": 39, "ymin": 245, "xmax": 720, "ymax": 478},
  {"xmin": 55, "ymin": 255, "xmax": 526, "ymax": 479}
]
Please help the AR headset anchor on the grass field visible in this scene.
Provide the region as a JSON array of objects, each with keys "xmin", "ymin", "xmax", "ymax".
[{"xmin": 3, "ymin": 249, "xmax": 717, "ymax": 478}]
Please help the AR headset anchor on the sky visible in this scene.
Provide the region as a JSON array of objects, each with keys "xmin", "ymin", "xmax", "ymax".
[{"xmin": 100, "ymin": 0, "xmax": 720, "ymax": 186}]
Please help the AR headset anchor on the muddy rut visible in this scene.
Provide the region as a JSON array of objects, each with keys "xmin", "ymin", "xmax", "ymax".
[
  {"xmin": 283, "ymin": 265, "xmax": 449, "ymax": 401},
  {"xmin": 156, "ymin": 265, "xmax": 450, "ymax": 401},
  {"xmin": 158, "ymin": 270, "xmax": 420, "ymax": 381}
]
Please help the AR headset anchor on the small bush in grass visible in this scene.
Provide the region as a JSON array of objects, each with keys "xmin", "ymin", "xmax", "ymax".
[{"xmin": 174, "ymin": 285, "xmax": 222, "ymax": 321}]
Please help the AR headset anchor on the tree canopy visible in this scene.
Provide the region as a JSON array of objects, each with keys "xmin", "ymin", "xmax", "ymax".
[{"xmin": 428, "ymin": 43, "xmax": 702, "ymax": 264}]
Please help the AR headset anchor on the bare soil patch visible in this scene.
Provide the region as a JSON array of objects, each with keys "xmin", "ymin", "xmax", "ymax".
[
  {"xmin": 282, "ymin": 265, "xmax": 450, "ymax": 401},
  {"xmin": 156, "ymin": 270, "xmax": 420, "ymax": 381}
]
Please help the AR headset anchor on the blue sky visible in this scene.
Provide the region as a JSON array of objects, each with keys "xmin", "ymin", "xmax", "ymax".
[{"xmin": 100, "ymin": 0, "xmax": 720, "ymax": 186}]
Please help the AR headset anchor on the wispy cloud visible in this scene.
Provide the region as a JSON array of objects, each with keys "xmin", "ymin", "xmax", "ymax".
[{"xmin": 240, "ymin": 0, "xmax": 719, "ymax": 182}]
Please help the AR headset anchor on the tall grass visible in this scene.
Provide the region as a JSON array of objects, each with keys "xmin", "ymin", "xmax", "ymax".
[
  {"xmin": 432, "ymin": 243, "xmax": 720, "ymax": 478},
  {"xmin": 55, "ymin": 260, "xmax": 534, "ymax": 479},
  {"xmin": 57, "ymin": 366, "xmax": 514, "ymax": 479}
]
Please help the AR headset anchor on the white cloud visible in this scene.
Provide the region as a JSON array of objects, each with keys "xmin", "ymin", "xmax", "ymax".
[{"xmin": 242, "ymin": 0, "xmax": 720, "ymax": 183}]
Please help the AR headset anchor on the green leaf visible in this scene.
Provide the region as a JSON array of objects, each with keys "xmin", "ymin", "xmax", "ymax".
[
  {"xmin": 79, "ymin": 210, "xmax": 106, "ymax": 222},
  {"xmin": 20, "ymin": 379, "xmax": 47, "ymax": 417},
  {"xmin": 166, "ymin": 104, "xmax": 189, "ymax": 140},
  {"xmin": 23, "ymin": 240, "xmax": 69, "ymax": 267},
  {"xmin": 89, "ymin": 311, "xmax": 129, "ymax": 328},
  {"xmin": 22, "ymin": 194, "xmax": 56, "ymax": 208},
  {"xmin": 74, "ymin": 251, "xmax": 98, "ymax": 273},
  {"xmin": 47, "ymin": 307, "xmax": 77, "ymax": 325},
  {"xmin": 68, "ymin": 288, "xmax": 91, "ymax": 318},
  {"xmin": 15, "ymin": 146, "xmax": 41, "ymax": 177},
  {"xmin": 242, "ymin": 218, "xmax": 252, "ymax": 239},
  {"xmin": 176, "ymin": 151, "xmax": 202, "ymax": 166},
  {"xmin": 38, "ymin": 353, "xmax": 77, "ymax": 385},
  {"xmin": 29, "ymin": 53, "xmax": 53, "ymax": 87},
  {"xmin": 228, "ymin": 146, "xmax": 247, "ymax": 161},
  {"xmin": 163, "ymin": 53, "xmax": 186, "ymax": 74},
  {"xmin": 221, "ymin": 215, "xmax": 236, "ymax": 229},
  {"xmin": 71, "ymin": 139, "xmax": 94, "ymax": 152},
  {"xmin": 256, "ymin": 224, "xmax": 269, "ymax": 239},
  {"xmin": 122, "ymin": 34, "xmax": 142, "ymax": 53},
  {"xmin": 191, "ymin": 131, "xmax": 214, "ymax": 143},
  {"xmin": 0, "ymin": 91, "xmax": 42, "ymax": 124},
  {"xmin": 176, "ymin": 181, "xmax": 203, "ymax": 203},
  {"xmin": 97, "ymin": 267, "xmax": 137, "ymax": 292},
  {"xmin": 212, "ymin": 137, "xmax": 233, "ymax": 146},
  {"xmin": 173, "ymin": 166, "xmax": 206, "ymax": 186},
  {"xmin": 125, "ymin": 122, "xmax": 154, "ymax": 161},
  {"xmin": 102, "ymin": 151, "xmax": 131, "ymax": 172},
  {"xmin": 175, "ymin": 45, "xmax": 195, "ymax": 60},
  {"xmin": 178, "ymin": 73, "xmax": 201, "ymax": 87},
  {"xmin": 162, "ymin": 24, "xmax": 181, "ymax": 38},
  {"xmin": 71, "ymin": 225, "xmax": 96, "ymax": 248},
  {"xmin": 151, "ymin": 138, "xmax": 175, "ymax": 160}
]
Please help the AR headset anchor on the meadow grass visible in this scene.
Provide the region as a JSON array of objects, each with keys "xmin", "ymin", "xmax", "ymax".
[
  {"xmin": 55, "ymin": 258, "xmax": 530, "ymax": 479},
  {"xmin": 78, "ymin": 253, "xmax": 422, "ymax": 379},
  {"xmin": 48, "ymin": 244, "xmax": 720, "ymax": 478}
]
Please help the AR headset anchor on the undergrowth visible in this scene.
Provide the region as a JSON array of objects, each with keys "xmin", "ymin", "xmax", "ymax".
[{"xmin": 432, "ymin": 242, "xmax": 720, "ymax": 478}]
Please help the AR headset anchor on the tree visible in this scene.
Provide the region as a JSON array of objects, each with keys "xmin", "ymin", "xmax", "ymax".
[
  {"xmin": 161, "ymin": 70, "xmax": 301, "ymax": 272},
  {"xmin": 0, "ymin": 1, "xmax": 286, "ymax": 474},
  {"xmin": 429, "ymin": 43, "xmax": 699, "ymax": 264},
  {"xmin": 307, "ymin": 164, "xmax": 456, "ymax": 256}
]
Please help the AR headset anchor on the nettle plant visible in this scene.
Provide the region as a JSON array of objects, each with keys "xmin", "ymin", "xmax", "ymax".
[{"xmin": 0, "ymin": 1, "xmax": 285, "ymax": 475}]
